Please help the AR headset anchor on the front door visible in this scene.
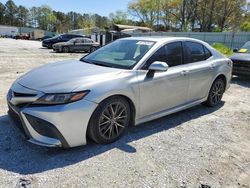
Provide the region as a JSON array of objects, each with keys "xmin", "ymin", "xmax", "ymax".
[{"xmin": 138, "ymin": 42, "xmax": 190, "ymax": 118}]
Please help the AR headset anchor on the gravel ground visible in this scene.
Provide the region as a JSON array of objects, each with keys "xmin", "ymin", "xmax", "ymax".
[{"xmin": 0, "ymin": 38, "xmax": 249, "ymax": 188}]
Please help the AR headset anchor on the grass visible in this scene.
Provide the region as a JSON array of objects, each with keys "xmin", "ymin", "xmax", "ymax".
[{"xmin": 212, "ymin": 43, "xmax": 233, "ymax": 57}]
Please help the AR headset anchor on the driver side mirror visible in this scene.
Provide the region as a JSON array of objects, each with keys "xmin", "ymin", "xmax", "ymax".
[{"xmin": 148, "ymin": 61, "xmax": 169, "ymax": 72}]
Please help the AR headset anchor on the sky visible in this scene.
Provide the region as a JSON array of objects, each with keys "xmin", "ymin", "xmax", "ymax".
[{"xmin": 0, "ymin": 0, "xmax": 132, "ymax": 16}]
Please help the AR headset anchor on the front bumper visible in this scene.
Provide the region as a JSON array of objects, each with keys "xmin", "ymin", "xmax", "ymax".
[
  {"xmin": 7, "ymin": 86, "xmax": 98, "ymax": 148},
  {"xmin": 232, "ymin": 59, "xmax": 250, "ymax": 77},
  {"xmin": 42, "ymin": 42, "xmax": 48, "ymax": 47}
]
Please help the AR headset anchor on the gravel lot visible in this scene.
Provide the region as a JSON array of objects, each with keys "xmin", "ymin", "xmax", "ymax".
[{"xmin": 0, "ymin": 38, "xmax": 249, "ymax": 188}]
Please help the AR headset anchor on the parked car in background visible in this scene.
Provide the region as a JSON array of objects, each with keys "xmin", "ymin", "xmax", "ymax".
[
  {"xmin": 7, "ymin": 37, "xmax": 232, "ymax": 148},
  {"xmin": 230, "ymin": 41, "xmax": 250, "ymax": 77},
  {"xmin": 42, "ymin": 34, "xmax": 86, "ymax": 48},
  {"xmin": 53, "ymin": 38, "xmax": 99, "ymax": 53}
]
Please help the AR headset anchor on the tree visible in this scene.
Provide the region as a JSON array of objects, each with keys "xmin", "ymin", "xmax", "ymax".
[
  {"xmin": 109, "ymin": 10, "xmax": 128, "ymax": 24},
  {"xmin": 0, "ymin": 2, "xmax": 5, "ymax": 24},
  {"xmin": 4, "ymin": 0, "xmax": 17, "ymax": 26},
  {"xmin": 215, "ymin": 0, "xmax": 246, "ymax": 32},
  {"xmin": 17, "ymin": 5, "xmax": 29, "ymax": 27},
  {"xmin": 128, "ymin": 0, "xmax": 159, "ymax": 27},
  {"xmin": 36, "ymin": 5, "xmax": 57, "ymax": 31}
]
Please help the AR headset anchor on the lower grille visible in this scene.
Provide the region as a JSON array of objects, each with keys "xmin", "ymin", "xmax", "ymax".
[{"xmin": 232, "ymin": 60, "xmax": 250, "ymax": 76}]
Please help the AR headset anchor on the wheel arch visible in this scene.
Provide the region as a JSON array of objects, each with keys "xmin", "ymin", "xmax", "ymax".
[
  {"xmin": 88, "ymin": 94, "xmax": 136, "ymax": 129},
  {"xmin": 86, "ymin": 94, "xmax": 136, "ymax": 143},
  {"xmin": 205, "ymin": 73, "xmax": 228, "ymax": 100},
  {"xmin": 213, "ymin": 74, "xmax": 227, "ymax": 91}
]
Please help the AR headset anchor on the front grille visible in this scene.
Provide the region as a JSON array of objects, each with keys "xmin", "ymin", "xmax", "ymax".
[
  {"xmin": 8, "ymin": 105, "xmax": 28, "ymax": 138},
  {"xmin": 13, "ymin": 92, "xmax": 36, "ymax": 97}
]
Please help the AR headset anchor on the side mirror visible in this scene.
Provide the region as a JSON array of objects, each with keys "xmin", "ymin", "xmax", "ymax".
[
  {"xmin": 148, "ymin": 61, "xmax": 169, "ymax": 72},
  {"xmin": 233, "ymin": 48, "xmax": 238, "ymax": 53}
]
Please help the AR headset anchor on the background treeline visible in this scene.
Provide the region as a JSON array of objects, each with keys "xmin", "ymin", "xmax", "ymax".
[
  {"xmin": 0, "ymin": 0, "xmax": 250, "ymax": 33},
  {"xmin": 128, "ymin": 0, "xmax": 250, "ymax": 32}
]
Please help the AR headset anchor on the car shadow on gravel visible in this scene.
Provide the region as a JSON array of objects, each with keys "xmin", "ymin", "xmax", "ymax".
[
  {"xmin": 0, "ymin": 103, "xmax": 224, "ymax": 175},
  {"xmin": 231, "ymin": 76, "xmax": 250, "ymax": 88}
]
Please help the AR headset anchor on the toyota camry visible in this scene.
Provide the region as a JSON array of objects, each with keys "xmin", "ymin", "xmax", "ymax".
[{"xmin": 7, "ymin": 37, "xmax": 232, "ymax": 148}]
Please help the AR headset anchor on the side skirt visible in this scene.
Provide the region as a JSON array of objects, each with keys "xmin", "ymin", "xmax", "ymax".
[{"xmin": 135, "ymin": 98, "xmax": 207, "ymax": 125}]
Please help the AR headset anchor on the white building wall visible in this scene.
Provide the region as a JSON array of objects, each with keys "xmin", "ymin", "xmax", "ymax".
[{"xmin": 0, "ymin": 25, "xmax": 19, "ymax": 36}]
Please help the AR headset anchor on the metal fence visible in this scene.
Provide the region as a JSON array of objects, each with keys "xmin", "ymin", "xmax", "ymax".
[{"xmin": 131, "ymin": 32, "xmax": 250, "ymax": 49}]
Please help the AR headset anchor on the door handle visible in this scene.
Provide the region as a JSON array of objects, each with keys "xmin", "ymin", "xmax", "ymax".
[{"xmin": 181, "ymin": 70, "xmax": 189, "ymax": 76}]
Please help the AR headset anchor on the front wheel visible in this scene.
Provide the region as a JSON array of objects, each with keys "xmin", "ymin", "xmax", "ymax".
[
  {"xmin": 87, "ymin": 97, "xmax": 131, "ymax": 144},
  {"xmin": 203, "ymin": 78, "xmax": 225, "ymax": 107},
  {"xmin": 62, "ymin": 46, "xmax": 70, "ymax": 53}
]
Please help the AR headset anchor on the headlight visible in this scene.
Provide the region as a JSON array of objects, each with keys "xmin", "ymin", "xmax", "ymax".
[{"xmin": 34, "ymin": 91, "xmax": 89, "ymax": 105}]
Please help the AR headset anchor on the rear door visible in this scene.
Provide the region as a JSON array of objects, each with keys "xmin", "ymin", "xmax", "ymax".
[
  {"xmin": 183, "ymin": 41, "xmax": 214, "ymax": 102},
  {"xmin": 83, "ymin": 39, "xmax": 94, "ymax": 51}
]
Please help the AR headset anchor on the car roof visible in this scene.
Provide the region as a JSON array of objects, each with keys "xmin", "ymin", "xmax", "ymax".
[{"xmin": 120, "ymin": 36, "xmax": 207, "ymax": 44}]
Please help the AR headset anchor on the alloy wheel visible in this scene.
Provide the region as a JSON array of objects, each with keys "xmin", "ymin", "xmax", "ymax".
[
  {"xmin": 98, "ymin": 102, "xmax": 128, "ymax": 140},
  {"xmin": 211, "ymin": 81, "xmax": 224, "ymax": 104}
]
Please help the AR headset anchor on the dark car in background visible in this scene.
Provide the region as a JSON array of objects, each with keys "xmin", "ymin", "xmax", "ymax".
[
  {"xmin": 230, "ymin": 41, "xmax": 250, "ymax": 77},
  {"xmin": 53, "ymin": 38, "xmax": 99, "ymax": 53},
  {"xmin": 42, "ymin": 34, "xmax": 86, "ymax": 48}
]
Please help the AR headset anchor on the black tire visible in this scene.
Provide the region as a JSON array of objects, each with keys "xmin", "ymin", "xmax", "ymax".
[
  {"xmin": 203, "ymin": 78, "xmax": 225, "ymax": 107},
  {"xmin": 47, "ymin": 43, "xmax": 52, "ymax": 49},
  {"xmin": 89, "ymin": 47, "xmax": 97, "ymax": 53},
  {"xmin": 87, "ymin": 96, "xmax": 131, "ymax": 144},
  {"xmin": 62, "ymin": 46, "xmax": 70, "ymax": 53}
]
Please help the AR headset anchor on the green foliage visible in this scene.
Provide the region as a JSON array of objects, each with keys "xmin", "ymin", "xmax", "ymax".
[
  {"xmin": 212, "ymin": 43, "xmax": 233, "ymax": 57},
  {"xmin": 109, "ymin": 10, "xmax": 128, "ymax": 24},
  {"xmin": 240, "ymin": 21, "xmax": 250, "ymax": 32},
  {"xmin": 0, "ymin": 0, "xmax": 112, "ymax": 32},
  {"xmin": 128, "ymin": 0, "xmax": 247, "ymax": 31}
]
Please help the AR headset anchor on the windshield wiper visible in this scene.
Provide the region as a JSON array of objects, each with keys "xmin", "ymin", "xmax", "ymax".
[
  {"xmin": 80, "ymin": 58, "xmax": 112, "ymax": 68},
  {"xmin": 92, "ymin": 62, "xmax": 112, "ymax": 68}
]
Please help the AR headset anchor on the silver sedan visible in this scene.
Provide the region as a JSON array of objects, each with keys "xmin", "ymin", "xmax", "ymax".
[{"xmin": 7, "ymin": 37, "xmax": 232, "ymax": 148}]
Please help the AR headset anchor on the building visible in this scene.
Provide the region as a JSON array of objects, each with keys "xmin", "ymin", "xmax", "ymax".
[{"xmin": 0, "ymin": 25, "xmax": 19, "ymax": 37}]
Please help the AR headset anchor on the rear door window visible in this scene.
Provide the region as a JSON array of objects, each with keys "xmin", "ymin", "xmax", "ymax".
[{"xmin": 184, "ymin": 41, "xmax": 212, "ymax": 63}]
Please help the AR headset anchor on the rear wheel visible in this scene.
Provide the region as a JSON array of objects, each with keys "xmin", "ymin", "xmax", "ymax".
[
  {"xmin": 87, "ymin": 96, "xmax": 131, "ymax": 144},
  {"xmin": 62, "ymin": 46, "xmax": 70, "ymax": 53},
  {"xmin": 203, "ymin": 78, "xmax": 225, "ymax": 107},
  {"xmin": 89, "ymin": 47, "xmax": 97, "ymax": 53}
]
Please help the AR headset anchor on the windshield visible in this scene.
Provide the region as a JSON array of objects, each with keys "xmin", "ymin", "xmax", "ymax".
[
  {"xmin": 238, "ymin": 42, "xmax": 250, "ymax": 53},
  {"xmin": 80, "ymin": 39, "xmax": 155, "ymax": 69},
  {"xmin": 69, "ymin": 38, "xmax": 76, "ymax": 43}
]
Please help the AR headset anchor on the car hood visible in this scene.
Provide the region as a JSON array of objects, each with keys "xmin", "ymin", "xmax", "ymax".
[
  {"xmin": 17, "ymin": 60, "xmax": 122, "ymax": 93},
  {"xmin": 230, "ymin": 53, "xmax": 250, "ymax": 61}
]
